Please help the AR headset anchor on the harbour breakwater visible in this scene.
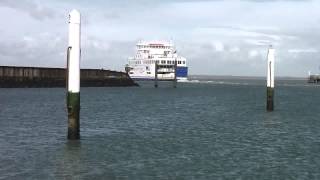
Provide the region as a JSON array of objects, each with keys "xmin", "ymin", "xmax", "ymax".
[
  {"xmin": 308, "ymin": 75, "xmax": 320, "ymax": 83},
  {"xmin": 0, "ymin": 66, "xmax": 138, "ymax": 88}
]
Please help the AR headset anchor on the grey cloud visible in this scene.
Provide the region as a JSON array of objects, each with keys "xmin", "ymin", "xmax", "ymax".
[
  {"xmin": 0, "ymin": 0, "xmax": 319, "ymax": 77},
  {"xmin": 178, "ymin": 40, "xmax": 267, "ymax": 75},
  {"xmin": 0, "ymin": 33, "xmax": 66, "ymax": 67},
  {"xmin": 242, "ymin": 0, "xmax": 311, "ymax": 2},
  {"xmin": 81, "ymin": 38, "xmax": 135, "ymax": 71},
  {"xmin": 0, "ymin": 0, "xmax": 58, "ymax": 20}
]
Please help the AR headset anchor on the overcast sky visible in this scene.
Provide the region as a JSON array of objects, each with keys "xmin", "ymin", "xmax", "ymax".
[{"xmin": 0, "ymin": 0, "xmax": 319, "ymax": 77}]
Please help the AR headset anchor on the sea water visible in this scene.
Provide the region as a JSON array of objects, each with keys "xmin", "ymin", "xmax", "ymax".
[{"xmin": 0, "ymin": 78, "xmax": 320, "ymax": 179}]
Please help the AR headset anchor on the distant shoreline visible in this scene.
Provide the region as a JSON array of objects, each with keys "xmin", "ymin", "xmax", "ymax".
[{"xmin": 188, "ymin": 75, "xmax": 307, "ymax": 81}]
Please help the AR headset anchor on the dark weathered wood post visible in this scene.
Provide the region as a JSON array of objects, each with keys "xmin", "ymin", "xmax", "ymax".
[
  {"xmin": 173, "ymin": 60, "xmax": 177, "ymax": 88},
  {"xmin": 155, "ymin": 61, "xmax": 158, "ymax": 88}
]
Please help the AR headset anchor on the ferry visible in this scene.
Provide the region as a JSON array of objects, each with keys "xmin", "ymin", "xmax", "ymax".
[{"xmin": 126, "ymin": 40, "xmax": 188, "ymax": 81}]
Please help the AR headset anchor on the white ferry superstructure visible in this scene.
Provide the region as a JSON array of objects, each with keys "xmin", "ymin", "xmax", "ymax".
[{"xmin": 126, "ymin": 41, "xmax": 188, "ymax": 81}]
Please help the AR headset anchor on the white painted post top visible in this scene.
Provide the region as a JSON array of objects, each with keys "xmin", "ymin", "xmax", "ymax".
[
  {"xmin": 69, "ymin": 9, "xmax": 81, "ymax": 24},
  {"xmin": 68, "ymin": 9, "xmax": 81, "ymax": 93},
  {"xmin": 267, "ymin": 46, "xmax": 275, "ymax": 88}
]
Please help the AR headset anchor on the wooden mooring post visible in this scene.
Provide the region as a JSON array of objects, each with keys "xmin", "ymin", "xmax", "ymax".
[
  {"xmin": 67, "ymin": 9, "xmax": 81, "ymax": 140},
  {"xmin": 266, "ymin": 45, "xmax": 275, "ymax": 112},
  {"xmin": 173, "ymin": 60, "xmax": 177, "ymax": 88},
  {"xmin": 154, "ymin": 61, "xmax": 158, "ymax": 88}
]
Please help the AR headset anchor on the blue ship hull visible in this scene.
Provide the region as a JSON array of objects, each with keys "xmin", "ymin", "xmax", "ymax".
[{"xmin": 176, "ymin": 66, "xmax": 188, "ymax": 78}]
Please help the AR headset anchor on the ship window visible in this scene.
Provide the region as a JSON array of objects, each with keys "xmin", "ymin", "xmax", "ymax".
[
  {"xmin": 161, "ymin": 60, "xmax": 165, "ymax": 64},
  {"xmin": 183, "ymin": 61, "xmax": 185, "ymax": 64}
]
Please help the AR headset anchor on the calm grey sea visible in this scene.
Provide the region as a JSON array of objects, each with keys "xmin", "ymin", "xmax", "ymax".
[{"xmin": 1, "ymin": 79, "xmax": 320, "ymax": 179}]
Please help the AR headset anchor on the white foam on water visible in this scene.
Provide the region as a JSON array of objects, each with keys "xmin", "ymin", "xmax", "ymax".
[
  {"xmin": 279, "ymin": 83, "xmax": 320, "ymax": 87},
  {"xmin": 181, "ymin": 79, "xmax": 250, "ymax": 86}
]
